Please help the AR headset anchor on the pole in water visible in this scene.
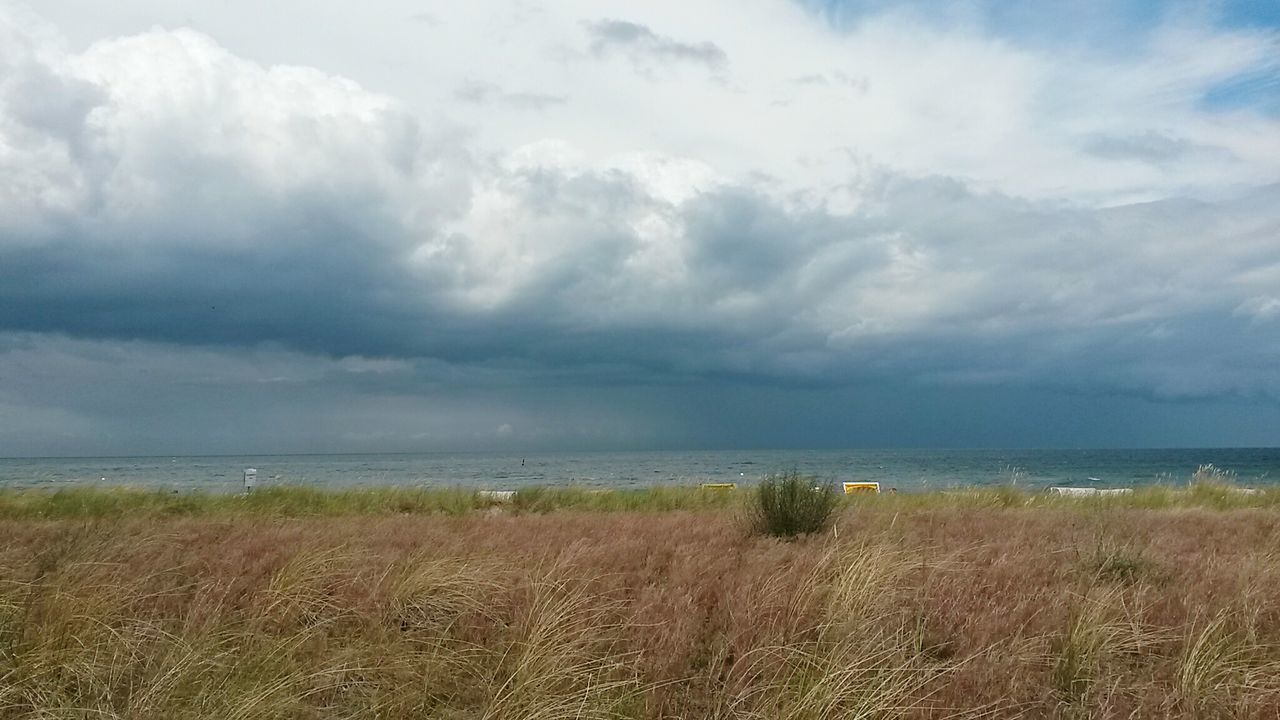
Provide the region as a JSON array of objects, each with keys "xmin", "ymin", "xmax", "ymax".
[{"xmin": 243, "ymin": 468, "xmax": 257, "ymax": 493}]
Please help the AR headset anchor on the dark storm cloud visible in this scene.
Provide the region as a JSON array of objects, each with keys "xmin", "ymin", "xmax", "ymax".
[
  {"xmin": 4, "ymin": 333, "xmax": 1279, "ymax": 457},
  {"xmin": 585, "ymin": 19, "xmax": 728, "ymax": 73},
  {"xmin": 0, "ymin": 224, "xmax": 428, "ymax": 357}
]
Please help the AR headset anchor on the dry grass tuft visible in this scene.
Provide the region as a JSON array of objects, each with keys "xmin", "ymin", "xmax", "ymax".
[
  {"xmin": 483, "ymin": 563, "xmax": 640, "ymax": 720},
  {"xmin": 1049, "ymin": 590, "xmax": 1156, "ymax": 712},
  {"xmin": 720, "ymin": 544, "xmax": 940, "ymax": 719},
  {"xmin": 1175, "ymin": 604, "xmax": 1280, "ymax": 717}
]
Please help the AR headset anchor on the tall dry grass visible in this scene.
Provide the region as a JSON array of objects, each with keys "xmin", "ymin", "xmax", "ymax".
[
  {"xmin": 1, "ymin": 499, "xmax": 1279, "ymax": 718},
  {"xmin": 0, "ymin": 531, "xmax": 648, "ymax": 719}
]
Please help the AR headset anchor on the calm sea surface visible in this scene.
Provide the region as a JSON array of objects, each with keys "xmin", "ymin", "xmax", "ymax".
[{"xmin": 0, "ymin": 448, "xmax": 1277, "ymax": 493}]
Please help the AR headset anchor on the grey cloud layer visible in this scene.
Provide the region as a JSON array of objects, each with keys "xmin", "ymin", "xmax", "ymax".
[
  {"xmin": 454, "ymin": 80, "xmax": 567, "ymax": 111},
  {"xmin": 1081, "ymin": 131, "xmax": 1235, "ymax": 165},
  {"xmin": 586, "ymin": 19, "xmax": 728, "ymax": 74},
  {"xmin": 2, "ymin": 11, "xmax": 1280, "ymax": 455}
]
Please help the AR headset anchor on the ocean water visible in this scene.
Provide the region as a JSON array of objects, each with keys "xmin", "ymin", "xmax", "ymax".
[{"xmin": 0, "ymin": 448, "xmax": 1277, "ymax": 493}]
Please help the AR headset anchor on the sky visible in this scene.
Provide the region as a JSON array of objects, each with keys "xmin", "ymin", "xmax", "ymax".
[{"xmin": 1, "ymin": 0, "xmax": 1279, "ymax": 456}]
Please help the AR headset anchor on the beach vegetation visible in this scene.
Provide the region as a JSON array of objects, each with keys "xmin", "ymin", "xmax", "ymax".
[
  {"xmin": 1, "ymin": 497, "xmax": 1280, "ymax": 716},
  {"xmin": 747, "ymin": 470, "xmax": 837, "ymax": 538}
]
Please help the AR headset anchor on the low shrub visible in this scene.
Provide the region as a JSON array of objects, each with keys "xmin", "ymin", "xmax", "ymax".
[{"xmin": 748, "ymin": 470, "xmax": 837, "ymax": 538}]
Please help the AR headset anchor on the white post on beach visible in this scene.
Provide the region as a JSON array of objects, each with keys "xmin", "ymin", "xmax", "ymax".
[{"xmin": 243, "ymin": 468, "xmax": 257, "ymax": 493}]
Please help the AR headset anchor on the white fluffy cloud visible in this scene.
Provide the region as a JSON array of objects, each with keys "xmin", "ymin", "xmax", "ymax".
[
  {"xmin": 1, "ymin": 15, "xmax": 470, "ymax": 245},
  {"xmin": 2, "ymin": 1, "xmax": 1279, "ymax": 451}
]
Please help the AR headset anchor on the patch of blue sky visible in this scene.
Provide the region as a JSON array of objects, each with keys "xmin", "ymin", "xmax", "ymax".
[
  {"xmin": 798, "ymin": 0, "xmax": 1163, "ymax": 37},
  {"xmin": 1201, "ymin": 69, "xmax": 1280, "ymax": 114},
  {"xmin": 798, "ymin": 1, "xmax": 1279, "ymax": 45},
  {"xmin": 801, "ymin": 0, "xmax": 1280, "ymax": 114},
  {"xmin": 1214, "ymin": 0, "xmax": 1280, "ymax": 29}
]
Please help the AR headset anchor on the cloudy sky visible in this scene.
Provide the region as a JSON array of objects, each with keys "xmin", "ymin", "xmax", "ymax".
[{"xmin": 2, "ymin": 0, "xmax": 1279, "ymax": 455}]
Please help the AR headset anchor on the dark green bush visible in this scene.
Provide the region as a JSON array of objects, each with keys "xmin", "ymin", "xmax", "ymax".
[{"xmin": 748, "ymin": 471, "xmax": 837, "ymax": 538}]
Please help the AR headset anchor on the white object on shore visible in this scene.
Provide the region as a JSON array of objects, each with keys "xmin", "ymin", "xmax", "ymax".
[
  {"xmin": 243, "ymin": 468, "xmax": 257, "ymax": 493},
  {"xmin": 478, "ymin": 490, "xmax": 516, "ymax": 502},
  {"xmin": 1048, "ymin": 486, "xmax": 1131, "ymax": 497}
]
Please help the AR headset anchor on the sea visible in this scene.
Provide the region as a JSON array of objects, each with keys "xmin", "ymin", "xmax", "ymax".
[{"xmin": 0, "ymin": 448, "xmax": 1277, "ymax": 494}]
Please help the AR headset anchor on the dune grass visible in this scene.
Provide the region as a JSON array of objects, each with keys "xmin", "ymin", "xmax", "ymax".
[
  {"xmin": 0, "ymin": 484, "xmax": 750, "ymax": 520},
  {"xmin": 0, "ymin": 466, "xmax": 1277, "ymax": 716},
  {"xmin": 2, "ymin": 498, "xmax": 1280, "ymax": 718},
  {"xmin": 0, "ymin": 466, "xmax": 1277, "ymax": 520}
]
